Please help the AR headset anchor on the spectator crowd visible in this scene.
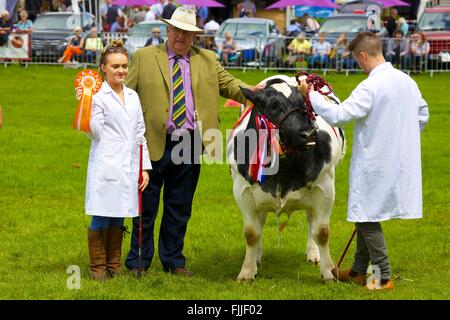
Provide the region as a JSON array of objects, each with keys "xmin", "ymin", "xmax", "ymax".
[{"xmin": 0, "ymin": 2, "xmax": 436, "ymax": 72}]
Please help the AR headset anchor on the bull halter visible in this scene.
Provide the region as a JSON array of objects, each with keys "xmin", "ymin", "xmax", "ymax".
[
  {"xmin": 277, "ymin": 107, "xmax": 318, "ymax": 151},
  {"xmin": 295, "ymin": 70, "xmax": 334, "ymax": 121},
  {"xmin": 262, "ymin": 72, "xmax": 334, "ymax": 152}
]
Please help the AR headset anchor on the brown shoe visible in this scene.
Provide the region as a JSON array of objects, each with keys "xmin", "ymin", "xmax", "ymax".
[
  {"xmin": 106, "ymin": 226, "xmax": 124, "ymax": 277},
  {"xmin": 171, "ymin": 267, "xmax": 193, "ymax": 277},
  {"xmin": 88, "ymin": 229, "xmax": 108, "ymax": 281},
  {"xmin": 365, "ymin": 279, "xmax": 395, "ymax": 290},
  {"xmin": 332, "ymin": 268, "xmax": 366, "ymax": 286}
]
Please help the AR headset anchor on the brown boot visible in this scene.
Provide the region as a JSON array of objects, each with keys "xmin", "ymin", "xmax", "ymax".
[
  {"xmin": 365, "ymin": 278, "xmax": 395, "ymax": 290},
  {"xmin": 88, "ymin": 229, "xmax": 108, "ymax": 281},
  {"xmin": 106, "ymin": 226, "xmax": 124, "ymax": 277},
  {"xmin": 332, "ymin": 268, "xmax": 367, "ymax": 286}
]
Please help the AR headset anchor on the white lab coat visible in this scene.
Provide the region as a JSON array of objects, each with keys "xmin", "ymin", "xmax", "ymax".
[
  {"xmin": 309, "ymin": 63, "xmax": 429, "ymax": 222},
  {"xmin": 85, "ymin": 81, "xmax": 152, "ymax": 218}
]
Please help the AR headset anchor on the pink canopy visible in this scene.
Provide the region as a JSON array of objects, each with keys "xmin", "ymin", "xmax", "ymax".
[
  {"xmin": 267, "ymin": 0, "xmax": 338, "ymax": 10},
  {"xmin": 177, "ymin": 0, "xmax": 225, "ymax": 7},
  {"xmin": 373, "ymin": 0, "xmax": 411, "ymax": 7},
  {"xmin": 113, "ymin": 0, "xmax": 157, "ymax": 6}
]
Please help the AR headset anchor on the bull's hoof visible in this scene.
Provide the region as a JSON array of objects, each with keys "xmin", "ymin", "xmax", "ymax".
[
  {"xmin": 307, "ymin": 257, "xmax": 320, "ymax": 265},
  {"xmin": 321, "ymin": 270, "xmax": 335, "ymax": 282},
  {"xmin": 237, "ymin": 270, "xmax": 257, "ymax": 283},
  {"xmin": 306, "ymin": 252, "xmax": 320, "ymax": 265}
]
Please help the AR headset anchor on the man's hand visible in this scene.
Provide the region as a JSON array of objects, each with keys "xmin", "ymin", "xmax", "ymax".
[
  {"xmin": 298, "ymin": 79, "xmax": 308, "ymax": 98},
  {"xmin": 250, "ymin": 83, "xmax": 266, "ymax": 92}
]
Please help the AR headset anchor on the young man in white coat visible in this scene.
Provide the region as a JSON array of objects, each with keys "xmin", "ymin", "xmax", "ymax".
[{"xmin": 302, "ymin": 32, "xmax": 429, "ymax": 290}]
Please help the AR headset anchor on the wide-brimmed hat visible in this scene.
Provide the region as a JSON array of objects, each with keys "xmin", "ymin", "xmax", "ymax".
[{"xmin": 161, "ymin": 7, "xmax": 203, "ymax": 32}]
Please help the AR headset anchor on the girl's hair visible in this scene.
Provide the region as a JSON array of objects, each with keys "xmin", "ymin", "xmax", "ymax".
[
  {"xmin": 99, "ymin": 39, "xmax": 128, "ymax": 67},
  {"xmin": 418, "ymin": 32, "xmax": 427, "ymax": 42}
]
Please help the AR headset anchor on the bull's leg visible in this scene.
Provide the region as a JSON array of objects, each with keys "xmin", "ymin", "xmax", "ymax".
[
  {"xmin": 234, "ymin": 182, "xmax": 263, "ymax": 282},
  {"xmin": 238, "ymin": 211, "xmax": 264, "ymax": 281},
  {"xmin": 257, "ymin": 212, "xmax": 268, "ymax": 265},
  {"xmin": 306, "ymin": 208, "xmax": 320, "ymax": 264},
  {"xmin": 310, "ymin": 198, "xmax": 335, "ymax": 281}
]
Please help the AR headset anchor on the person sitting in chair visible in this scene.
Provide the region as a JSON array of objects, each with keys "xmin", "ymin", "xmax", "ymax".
[
  {"xmin": 145, "ymin": 27, "xmax": 165, "ymax": 47},
  {"xmin": 220, "ymin": 32, "xmax": 238, "ymax": 65},
  {"xmin": 310, "ymin": 32, "xmax": 332, "ymax": 69},
  {"xmin": 287, "ymin": 32, "xmax": 311, "ymax": 68},
  {"xmin": 84, "ymin": 27, "xmax": 104, "ymax": 64},
  {"xmin": 57, "ymin": 27, "xmax": 84, "ymax": 64},
  {"xmin": 410, "ymin": 32, "xmax": 429, "ymax": 72},
  {"xmin": 0, "ymin": 10, "xmax": 13, "ymax": 47},
  {"xmin": 386, "ymin": 30, "xmax": 409, "ymax": 70}
]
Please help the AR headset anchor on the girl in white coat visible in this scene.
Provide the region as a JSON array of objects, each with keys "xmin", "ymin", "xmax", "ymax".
[{"xmin": 86, "ymin": 40, "xmax": 152, "ymax": 281}]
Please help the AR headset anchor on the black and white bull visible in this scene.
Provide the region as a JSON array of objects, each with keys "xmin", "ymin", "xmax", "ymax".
[{"xmin": 227, "ymin": 75, "xmax": 345, "ymax": 281}]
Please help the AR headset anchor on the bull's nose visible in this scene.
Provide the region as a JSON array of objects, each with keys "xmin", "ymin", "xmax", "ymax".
[{"xmin": 299, "ymin": 131, "xmax": 310, "ymax": 138}]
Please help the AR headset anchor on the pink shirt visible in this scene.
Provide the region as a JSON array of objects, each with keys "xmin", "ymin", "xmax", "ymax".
[{"xmin": 166, "ymin": 46, "xmax": 196, "ymax": 134}]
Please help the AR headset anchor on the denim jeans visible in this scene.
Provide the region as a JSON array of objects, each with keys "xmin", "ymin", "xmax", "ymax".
[
  {"xmin": 89, "ymin": 216, "xmax": 124, "ymax": 231},
  {"xmin": 310, "ymin": 53, "xmax": 330, "ymax": 68}
]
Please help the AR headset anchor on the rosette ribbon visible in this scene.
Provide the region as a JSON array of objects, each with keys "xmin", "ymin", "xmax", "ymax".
[{"xmin": 73, "ymin": 69, "xmax": 102, "ymax": 133}]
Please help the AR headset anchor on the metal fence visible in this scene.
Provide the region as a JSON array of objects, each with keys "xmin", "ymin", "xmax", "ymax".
[
  {"xmin": 204, "ymin": 34, "xmax": 450, "ymax": 76},
  {"xmin": 2, "ymin": 32, "xmax": 449, "ymax": 75}
]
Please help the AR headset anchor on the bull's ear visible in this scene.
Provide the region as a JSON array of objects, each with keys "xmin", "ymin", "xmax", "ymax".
[{"xmin": 240, "ymin": 87, "xmax": 256, "ymax": 103}]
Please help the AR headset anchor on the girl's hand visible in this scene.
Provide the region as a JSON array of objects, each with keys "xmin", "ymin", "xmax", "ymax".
[{"xmin": 139, "ymin": 171, "xmax": 150, "ymax": 191}]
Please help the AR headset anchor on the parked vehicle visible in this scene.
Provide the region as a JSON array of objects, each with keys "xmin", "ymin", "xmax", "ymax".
[
  {"xmin": 125, "ymin": 21, "xmax": 168, "ymax": 56},
  {"xmin": 416, "ymin": 5, "xmax": 450, "ymax": 60},
  {"xmin": 214, "ymin": 18, "xmax": 284, "ymax": 66},
  {"xmin": 317, "ymin": 1, "xmax": 385, "ymax": 41},
  {"xmin": 31, "ymin": 12, "xmax": 96, "ymax": 59}
]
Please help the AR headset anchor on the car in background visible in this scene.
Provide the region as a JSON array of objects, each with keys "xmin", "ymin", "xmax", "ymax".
[
  {"xmin": 416, "ymin": 5, "xmax": 450, "ymax": 60},
  {"xmin": 125, "ymin": 21, "xmax": 168, "ymax": 56},
  {"xmin": 31, "ymin": 12, "xmax": 96, "ymax": 59},
  {"xmin": 214, "ymin": 18, "xmax": 284, "ymax": 66},
  {"xmin": 317, "ymin": 0, "xmax": 385, "ymax": 41}
]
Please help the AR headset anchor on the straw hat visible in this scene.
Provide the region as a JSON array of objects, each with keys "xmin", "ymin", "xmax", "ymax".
[{"xmin": 161, "ymin": 7, "xmax": 203, "ymax": 32}]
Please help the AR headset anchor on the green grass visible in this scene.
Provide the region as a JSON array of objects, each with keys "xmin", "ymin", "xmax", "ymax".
[{"xmin": 0, "ymin": 65, "xmax": 449, "ymax": 300}]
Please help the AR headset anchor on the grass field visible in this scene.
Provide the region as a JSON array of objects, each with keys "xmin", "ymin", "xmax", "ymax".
[{"xmin": 0, "ymin": 65, "xmax": 449, "ymax": 300}]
